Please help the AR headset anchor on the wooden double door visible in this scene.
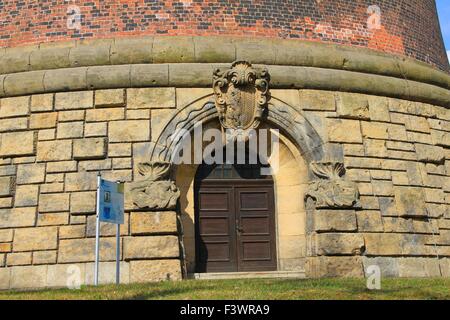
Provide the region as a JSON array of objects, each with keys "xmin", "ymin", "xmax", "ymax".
[{"xmin": 195, "ymin": 179, "xmax": 277, "ymax": 273}]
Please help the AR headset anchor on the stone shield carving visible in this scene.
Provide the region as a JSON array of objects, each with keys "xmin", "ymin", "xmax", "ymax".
[
  {"xmin": 305, "ymin": 162, "xmax": 360, "ymax": 209},
  {"xmin": 213, "ymin": 61, "xmax": 270, "ymax": 131},
  {"xmin": 128, "ymin": 161, "xmax": 180, "ymax": 210}
]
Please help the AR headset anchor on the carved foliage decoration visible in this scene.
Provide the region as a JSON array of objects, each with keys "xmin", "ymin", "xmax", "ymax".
[
  {"xmin": 129, "ymin": 161, "xmax": 180, "ymax": 210},
  {"xmin": 305, "ymin": 162, "xmax": 360, "ymax": 209},
  {"xmin": 213, "ymin": 61, "xmax": 270, "ymax": 131}
]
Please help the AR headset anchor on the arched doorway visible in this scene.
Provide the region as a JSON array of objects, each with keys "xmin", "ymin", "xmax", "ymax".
[{"xmin": 194, "ymin": 153, "xmax": 277, "ymax": 273}]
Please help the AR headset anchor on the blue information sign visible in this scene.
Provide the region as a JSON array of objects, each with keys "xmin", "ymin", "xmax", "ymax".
[{"xmin": 98, "ymin": 179, "xmax": 124, "ymax": 224}]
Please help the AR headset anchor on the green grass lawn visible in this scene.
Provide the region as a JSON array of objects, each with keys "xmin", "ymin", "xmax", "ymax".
[{"xmin": 0, "ymin": 278, "xmax": 449, "ymax": 300}]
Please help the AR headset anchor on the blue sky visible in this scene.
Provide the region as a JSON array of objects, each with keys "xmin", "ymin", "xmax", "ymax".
[{"xmin": 436, "ymin": 0, "xmax": 450, "ymax": 62}]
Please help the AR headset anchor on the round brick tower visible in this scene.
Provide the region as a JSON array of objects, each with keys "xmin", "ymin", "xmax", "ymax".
[{"xmin": 0, "ymin": 1, "xmax": 449, "ymax": 289}]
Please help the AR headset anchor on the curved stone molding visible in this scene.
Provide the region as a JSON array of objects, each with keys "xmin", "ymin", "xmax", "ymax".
[
  {"xmin": 127, "ymin": 161, "xmax": 180, "ymax": 211},
  {"xmin": 305, "ymin": 162, "xmax": 360, "ymax": 209},
  {"xmin": 149, "ymin": 99, "xmax": 325, "ymax": 164},
  {"xmin": 0, "ymin": 36, "xmax": 449, "ymax": 89},
  {"xmin": 0, "ymin": 63, "xmax": 448, "ymax": 108}
]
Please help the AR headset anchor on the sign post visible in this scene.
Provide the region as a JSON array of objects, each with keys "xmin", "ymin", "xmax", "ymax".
[{"xmin": 94, "ymin": 174, "xmax": 124, "ymax": 286}]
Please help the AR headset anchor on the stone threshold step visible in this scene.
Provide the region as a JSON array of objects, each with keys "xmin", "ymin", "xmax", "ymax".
[{"xmin": 189, "ymin": 271, "xmax": 306, "ymax": 280}]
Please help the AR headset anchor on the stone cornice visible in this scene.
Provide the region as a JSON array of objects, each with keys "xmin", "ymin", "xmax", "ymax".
[
  {"xmin": 0, "ymin": 63, "xmax": 449, "ymax": 108},
  {"xmin": 1, "ymin": 36, "xmax": 449, "ymax": 90}
]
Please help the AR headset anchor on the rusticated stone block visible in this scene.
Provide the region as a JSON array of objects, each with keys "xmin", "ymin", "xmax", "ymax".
[
  {"xmin": 65, "ymin": 171, "xmax": 97, "ymax": 191},
  {"xmin": 394, "ymin": 187, "xmax": 427, "ymax": 217},
  {"xmin": 0, "ymin": 117, "xmax": 28, "ymax": 132},
  {"xmin": 85, "ymin": 261, "xmax": 130, "ymax": 285},
  {"xmin": 415, "ymin": 144, "xmax": 445, "ymax": 164},
  {"xmin": 362, "ymin": 257, "xmax": 399, "ymax": 277},
  {"xmin": 86, "ymin": 214, "xmax": 128, "ymax": 237},
  {"xmin": 0, "ymin": 96, "xmax": 29, "ymax": 118},
  {"xmin": 110, "ymin": 37, "xmax": 153, "ymax": 65},
  {"xmin": 85, "ymin": 122, "xmax": 107, "ymax": 137},
  {"xmin": 306, "ymin": 256, "xmax": 364, "ymax": 278},
  {"xmin": 397, "ymin": 258, "xmax": 441, "ymax": 278},
  {"xmin": 58, "ymin": 238, "xmax": 118, "ymax": 263},
  {"xmin": 95, "ymin": 89, "xmax": 125, "ymax": 107},
  {"xmin": 13, "ymin": 226, "xmax": 57, "ymax": 251},
  {"xmin": 0, "ymin": 243, "xmax": 12, "ymax": 253},
  {"xmin": 336, "ymin": 92, "xmax": 370, "ymax": 120},
  {"xmin": 361, "ymin": 121, "xmax": 389, "ymax": 139},
  {"xmin": 0, "ymin": 229, "xmax": 13, "ymax": 242},
  {"xmin": 37, "ymin": 140, "xmax": 72, "ymax": 161},
  {"xmin": 56, "ymin": 121, "xmax": 84, "ymax": 139},
  {"xmin": 0, "ymin": 131, "xmax": 35, "ymax": 157},
  {"xmin": 73, "ymin": 138, "xmax": 107, "ymax": 160},
  {"xmin": 299, "ymin": 90, "xmax": 335, "ymax": 111},
  {"xmin": 55, "ymin": 91, "xmax": 93, "ymax": 110},
  {"xmin": 70, "ymin": 191, "xmax": 96, "ymax": 215},
  {"xmin": 316, "ymin": 233, "xmax": 364, "ymax": 256},
  {"xmin": 0, "ymin": 268, "xmax": 10, "ymax": 290},
  {"xmin": 129, "ymin": 260, "xmax": 181, "ymax": 283},
  {"xmin": 327, "ymin": 119, "xmax": 362, "ymax": 143},
  {"xmin": 123, "ymin": 236, "xmax": 179, "ymax": 260},
  {"xmin": 29, "ymin": 112, "xmax": 57, "ymax": 129},
  {"xmin": 37, "ymin": 212, "xmax": 69, "ymax": 226},
  {"xmin": 0, "ymin": 176, "xmax": 13, "ymax": 197},
  {"xmin": 0, "ymin": 197, "xmax": 12, "ymax": 208},
  {"xmin": 109, "ymin": 120, "xmax": 150, "ymax": 142},
  {"xmin": 364, "ymin": 233, "xmax": 415, "ymax": 256},
  {"xmin": 130, "ymin": 211, "xmax": 178, "ymax": 235},
  {"xmin": 85, "ymin": 107, "xmax": 125, "ymax": 122},
  {"xmin": 46, "ymin": 263, "xmax": 87, "ymax": 288},
  {"xmin": 127, "ymin": 88, "xmax": 176, "ymax": 109},
  {"xmin": 38, "ymin": 193, "xmax": 70, "ymax": 213},
  {"xmin": 7, "ymin": 252, "xmax": 32, "ymax": 266},
  {"xmin": 14, "ymin": 185, "xmax": 39, "ymax": 207},
  {"xmin": 46, "ymin": 161, "xmax": 77, "ymax": 173},
  {"xmin": 368, "ymin": 96, "xmax": 390, "ymax": 122},
  {"xmin": 356, "ymin": 211, "xmax": 384, "ymax": 232},
  {"xmin": 59, "ymin": 225, "xmax": 86, "ymax": 239},
  {"xmin": 30, "ymin": 93, "xmax": 53, "ymax": 112},
  {"xmin": 10, "ymin": 265, "xmax": 47, "ymax": 290},
  {"xmin": 315, "ymin": 210, "xmax": 357, "ymax": 233},
  {"xmin": 33, "ymin": 251, "xmax": 57, "ymax": 265},
  {"xmin": 16, "ymin": 163, "xmax": 46, "ymax": 184},
  {"xmin": 0, "ymin": 207, "xmax": 36, "ymax": 228}
]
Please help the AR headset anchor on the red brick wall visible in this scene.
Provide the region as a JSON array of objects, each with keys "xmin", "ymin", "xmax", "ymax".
[{"xmin": 0, "ymin": 0, "xmax": 448, "ymax": 71}]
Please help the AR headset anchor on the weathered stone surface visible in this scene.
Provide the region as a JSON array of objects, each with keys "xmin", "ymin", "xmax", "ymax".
[
  {"xmin": 0, "ymin": 243, "xmax": 11, "ymax": 253},
  {"xmin": 14, "ymin": 185, "xmax": 39, "ymax": 207},
  {"xmin": 368, "ymin": 96, "xmax": 390, "ymax": 122},
  {"xmin": 36, "ymin": 140, "xmax": 72, "ymax": 161},
  {"xmin": 415, "ymin": 144, "xmax": 445, "ymax": 164},
  {"xmin": 397, "ymin": 258, "xmax": 441, "ymax": 277},
  {"xmin": 7, "ymin": 252, "xmax": 32, "ymax": 266},
  {"xmin": 0, "ymin": 268, "xmax": 10, "ymax": 290},
  {"xmin": 29, "ymin": 112, "xmax": 57, "ymax": 129},
  {"xmin": 394, "ymin": 187, "xmax": 427, "ymax": 217},
  {"xmin": 85, "ymin": 107, "xmax": 124, "ymax": 122},
  {"xmin": 65, "ymin": 171, "xmax": 97, "ymax": 191},
  {"xmin": 0, "ymin": 96, "xmax": 29, "ymax": 118},
  {"xmin": 129, "ymin": 260, "xmax": 181, "ymax": 283},
  {"xmin": 0, "ymin": 229, "xmax": 13, "ymax": 242},
  {"xmin": 356, "ymin": 210, "xmax": 384, "ymax": 232},
  {"xmin": 336, "ymin": 93, "xmax": 370, "ymax": 120},
  {"xmin": 47, "ymin": 161, "xmax": 77, "ymax": 173},
  {"xmin": 363, "ymin": 233, "xmax": 426, "ymax": 256},
  {"xmin": 16, "ymin": 163, "xmax": 46, "ymax": 184},
  {"xmin": 73, "ymin": 138, "xmax": 107, "ymax": 160},
  {"xmin": 95, "ymin": 89, "xmax": 125, "ymax": 107},
  {"xmin": 38, "ymin": 193, "xmax": 70, "ymax": 213},
  {"xmin": 10, "ymin": 265, "xmax": 47, "ymax": 289},
  {"xmin": 37, "ymin": 212, "xmax": 69, "ymax": 226},
  {"xmin": 108, "ymin": 143, "xmax": 132, "ymax": 157},
  {"xmin": 316, "ymin": 233, "xmax": 364, "ymax": 256},
  {"xmin": 59, "ymin": 225, "xmax": 86, "ymax": 239},
  {"xmin": 315, "ymin": 210, "xmax": 357, "ymax": 232},
  {"xmin": 86, "ymin": 214, "xmax": 129, "ymax": 237},
  {"xmin": 327, "ymin": 119, "xmax": 362, "ymax": 143},
  {"xmin": 55, "ymin": 91, "xmax": 93, "ymax": 110},
  {"xmin": 46, "ymin": 263, "xmax": 86, "ymax": 288},
  {"xmin": 0, "ymin": 197, "xmax": 12, "ymax": 208},
  {"xmin": 362, "ymin": 257, "xmax": 399, "ymax": 277},
  {"xmin": 85, "ymin": 261, "xmax": 130, "ymax": 285},
  {"xmin": 70, "ymin": 191, "xmax": 96, "ymax": 215},
  {"xmin": 299, "ymin": 90, "xmax": 335, "ymax": 111},
  {"xmin": 13, "ymin": 226, "xmax": 57, "ymax": 251},
  {"xmin": 123, "ymin": 236, "xmax": 179, "ymax": 260},
  {"xmin": 0, "ymin": 207, "xmax": 36, "ymax": 228},
  {"xmin": 33, "ymin": 251, "xmax": 57, "ymax": 265},
  {"xmin": 109, "ymin": 120, "xmax": 150, "ymax": 142},
  {"xmin": 56, "ymin": 121, "xmax": 84, "ymax": 139},
  {"xmin": 30, "ymin": 93, "xmax": 53, "ymax": 112},
  {"xmin": 85, "ymin": 122, "xmax": 107, "ymax": 137},
  {"xmin": 0, "ymin": 117, "xmax": 28, "ymax": 132},
  {"xmin": 0, "ymin": 131, "xmax": 35, "ymax": 157},
  {"xmin": 38, "ymin": 128, "xmax": 56, "ymax": 141},
  {"xmin": 130, "ymin": 211, "xmax": 178, "ymax": 235},
  {"xmin": 0, "ymin": 176, "xmax": 12, "ymax": 197},
  {"xmin": 58, "ymin": 110, "xmax": 85, "ymax": 122},
  {"xmin": 364, "ymin": 139, "xmax": 387, "ymax": 158},
  {"xmin": 58, "ymin": 238, "xmax": 118, "ymax": 263},
  {"xmin": 79, "ymin": 159, "xmax": 111, "ymax": 171},
  {"xmin": 361, "ymin": 121, "xmax": 389, "ymax": 139},
  {"xmin": 127, "ymin": 88, "xmax": 176, "ymax": 109},
  {"xmin": 307, "ymin": 256, "xmax": 364, "ymax": 278}
]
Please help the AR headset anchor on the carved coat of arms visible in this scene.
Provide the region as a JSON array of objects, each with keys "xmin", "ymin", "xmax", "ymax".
[{"xmin": 213, "ymin": 61, "xmax": 270, "ymax": 131}]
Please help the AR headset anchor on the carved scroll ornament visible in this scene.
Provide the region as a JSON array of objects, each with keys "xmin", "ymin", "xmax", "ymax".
[
  {"xmin": 305, "ymin": 162, "xmax": 360, "ymax": 209},
  {"xmin": 213, "ymin": 61, "xmax": 270, "ymax": 132},
  {"xmin": 128, "ymin": 161, "xmax": 180, "ymax": 210}
]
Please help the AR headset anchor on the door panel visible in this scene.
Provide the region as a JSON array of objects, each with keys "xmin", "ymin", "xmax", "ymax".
[{"xmin": 195, "ymin": 181, "xmax": 276, "ymax": 273}]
